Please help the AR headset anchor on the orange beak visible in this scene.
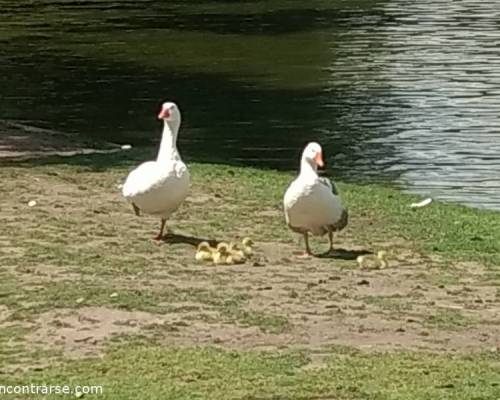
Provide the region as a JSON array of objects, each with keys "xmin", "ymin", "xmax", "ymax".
[
  {"xmin": 314, "ymin": 151, "xmax": 324, "ymax": 167},
  {"xmin": 158, "ymin": 108, "xmax": 170, "ymax": 120}
]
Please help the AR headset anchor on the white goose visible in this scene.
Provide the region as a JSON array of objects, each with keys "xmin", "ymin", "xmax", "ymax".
[
  {"xmin": 122, "ymin": 101, "xmax": 190, "ymax": 240},
  {"xmin": 283, "ymin": 142, "xmax": 348, "ymax": 256}
]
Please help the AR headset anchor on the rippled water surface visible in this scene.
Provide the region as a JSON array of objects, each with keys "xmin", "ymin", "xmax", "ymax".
[{"xmin": 1, "ymin": 0, "xmax": 500, "ymax": 209}]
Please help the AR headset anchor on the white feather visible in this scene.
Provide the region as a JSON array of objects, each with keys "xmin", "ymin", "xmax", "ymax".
[{"xmin": 410, "ymin": 198, "xmax": 432, "ymax": 208}]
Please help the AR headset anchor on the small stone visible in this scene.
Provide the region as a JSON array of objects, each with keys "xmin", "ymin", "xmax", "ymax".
[
  {"xmin": 110, "ymin": 292, "xmax": 118, "ymax": 298},
  {"xmin": 76, "ymin": 297, "xmax": 85, "ymax": 304},
  {"xmin": 28, "ymin": 200, "xmax": 37, "ymax": 207}
]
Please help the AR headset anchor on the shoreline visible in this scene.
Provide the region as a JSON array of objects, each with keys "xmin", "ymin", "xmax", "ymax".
[{"xmin": 0, "ymin": 120, "xmax": 121, "ymax": 160}]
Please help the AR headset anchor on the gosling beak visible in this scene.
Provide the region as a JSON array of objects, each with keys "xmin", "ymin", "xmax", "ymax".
[
  {"xmin": 314, "ymin": 151, "xmax": 324, "ymax": 168},
  {"xmin": 158, "ymin": 108, "xmax": 170, "ymax": 120}
]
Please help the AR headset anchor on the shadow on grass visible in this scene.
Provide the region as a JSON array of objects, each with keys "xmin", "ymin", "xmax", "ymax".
[
  {"xmin": 161, "ymin": 232, "xmax": 220, "ymax": 248},
  {"xmin": 317, "ymin": 248, "xmax": 371, "ymax": 260}
]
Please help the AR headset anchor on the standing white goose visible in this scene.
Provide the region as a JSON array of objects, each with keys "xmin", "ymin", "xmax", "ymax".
[
  {"xmin": 122, "ymin": 101, "xmax": 190, "ymax": 240},
  {"xmin": 283, "ymin": 142, "xmax": 348, "ymax": 256}
]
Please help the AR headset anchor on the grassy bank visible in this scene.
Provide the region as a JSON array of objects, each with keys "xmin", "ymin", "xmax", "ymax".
[
  {"xmin": 1, "ymin": 150, "xmax": 500, "ymax": 398},
  {"xmin": 4, "ymin": 346, "xmax": 500, "ymax": 399}
]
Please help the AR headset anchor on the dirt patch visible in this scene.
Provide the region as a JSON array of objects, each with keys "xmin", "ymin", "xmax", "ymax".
[
  {"xmin": 23, "ymin": 247, "xmax": 500, "ymax": 358},
  {"xmin": 27, "ymin": 307, "xmax": 164, "ymax": 357},
  {"xmin": 26, "ymin": 306, "xmax": 296, "ymax": 357},
  {"xmin": 0, "ymin": 306, "xmax": 11, "ymax": 323}
]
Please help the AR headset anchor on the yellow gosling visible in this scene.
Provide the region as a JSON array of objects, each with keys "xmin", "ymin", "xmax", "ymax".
[
  {"xmin": 195, "ymin": 242, "xmax": 214, "ymax": 263},
  {"xmin": 213, "ymin": 242, "xmax": 230, "ymax": 265},
  {"xmin": 241, "ymin": 237, "xmax": 254, "ymax": 258},
  {"xmin": 356, "ymin": 251, "xmax": 389, "ymax": 269},
  {"xmin": 377, "ymin": 250, "xmax": 389, "ymax": 269},
  {"xmin": 227, "ymin": 242, "xmax": 246, "ymax": 264},
  {"xmin": 356, "ymin": 255, "xmax": 367, "ymax": 268}
]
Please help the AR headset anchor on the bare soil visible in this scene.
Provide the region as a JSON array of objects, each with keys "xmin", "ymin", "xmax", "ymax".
[{"xmin": 22, "ymin": 252, "xmax": 500, "ymax": 358}]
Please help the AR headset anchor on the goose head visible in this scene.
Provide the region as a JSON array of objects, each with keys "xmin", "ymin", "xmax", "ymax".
[
  {"xmin": 156, "ymin": 101, "xmax": 182, "ymax": 161},
  {"xmin": 242, "ymin": 237, "xmax": 254, "ymax": 248},
  {"xmin": 301, "ymin": 142, "xmax": 324, "ymax": 171},
  {"xmin": 197, "ymin": 241, "xmax": 213, "ymax": 253},
  {"xmin": 216, "ymin": 242, "xmax": 230, "ymax": 256},
  {"xmin": 158, "ymin": 101, "xmax": 181, "ymax": 123}
]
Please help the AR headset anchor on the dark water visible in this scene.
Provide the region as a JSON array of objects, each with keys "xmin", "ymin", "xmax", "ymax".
[{"xmin": 1, "ymin": 0, "xmax": 500, "ymax": 210}]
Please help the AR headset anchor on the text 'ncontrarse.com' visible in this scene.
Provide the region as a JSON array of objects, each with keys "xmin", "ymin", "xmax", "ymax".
[{"xmin": 0, "ymin": 384, "xmax": 103, "ymax": 396}]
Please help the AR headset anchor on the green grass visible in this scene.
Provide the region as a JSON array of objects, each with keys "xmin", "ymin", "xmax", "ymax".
[
  {"xmin": 360, "ymin": 295, "xmax": 414, "ymax": 313},
  {"xmin": 4, "ymin": 346, "xmax": 500, "ymax": 399},
  {"xmin": 223, "ymin": 308, "xmax": 290, "ymax": 334},
  {"xmin": 424, "ymin": 309, "xmax": 472, "ymax": 330},
  {"xmin": 2, "ymin": 150, "xmax": 500, "ymax": 398}
]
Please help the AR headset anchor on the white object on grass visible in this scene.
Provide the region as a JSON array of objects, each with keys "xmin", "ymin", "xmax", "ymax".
[{"xmin": 410, "ymin": 198, "xmax": 433, "ymax": 208}]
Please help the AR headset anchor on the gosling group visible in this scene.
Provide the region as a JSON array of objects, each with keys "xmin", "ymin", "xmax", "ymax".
[{"xmin": 196, "ymin": 238, "xmax": 254, "ymax": 266}]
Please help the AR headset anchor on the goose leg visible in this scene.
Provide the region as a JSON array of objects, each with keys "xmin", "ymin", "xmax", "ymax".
[
  {"xmin": 328, "ymin": 228, "xmax": 334, "ymax": 253},
  {"xmin": 154, "ymin": 219, "xmax": 167, "ymax": 240},
  {"xmin": 132, "ymin": 203, "xmax": 141, "ymax": 216},
  {"xmin": 298, "ymin": 232, "xmax": 312, "ymax": 258}
]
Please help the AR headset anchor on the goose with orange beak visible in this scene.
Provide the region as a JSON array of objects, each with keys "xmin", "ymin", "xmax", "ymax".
[
  {"xmin": 283, "ymin": 142, "xmax": 348, "ymax": 256},
  {"xmin": 122, "ymin": 101, "xmax": 190, "ymax": 240}
]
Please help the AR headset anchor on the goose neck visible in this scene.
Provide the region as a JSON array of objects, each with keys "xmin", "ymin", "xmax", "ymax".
[{"xmin": 157, "ymin": 120, "xmax": 180, "ymax": 161}]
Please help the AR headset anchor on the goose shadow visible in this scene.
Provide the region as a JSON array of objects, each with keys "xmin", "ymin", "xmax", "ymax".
[
  {"xmin": 316, "ymin": 248, "xmax": 372, "ymax": 260},
  {"xmin": 161, "ymin": 232, "xmax": 220, "ymax": 248}
]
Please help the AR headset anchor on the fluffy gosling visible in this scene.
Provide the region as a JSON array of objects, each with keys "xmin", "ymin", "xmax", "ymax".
[
  {"xmin": 227, "ymin": 242, "xmax": 246, "ymax": 264},
  {"xmin": 241, "ymin": 237, "xmax": 254, "ymax": 258},
  {"xmin": 377, "ymin": 250, "xmax": 389, "ymax": 269},
  {"xmin": 356, "ymin": 250, "xmax": 389, "ymax": 269},
  {"xmin": 213, "ymin": 242, "xmax": 230, "ymax": 265},
  {"xmin": 195, "ymin": 241, "xmax": 215, "ymax": 263}
]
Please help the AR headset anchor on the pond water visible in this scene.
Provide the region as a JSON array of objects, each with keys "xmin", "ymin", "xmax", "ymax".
[{"xmin": 1, "ymin": 0, "xmax": 500, "ymax": 210}]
